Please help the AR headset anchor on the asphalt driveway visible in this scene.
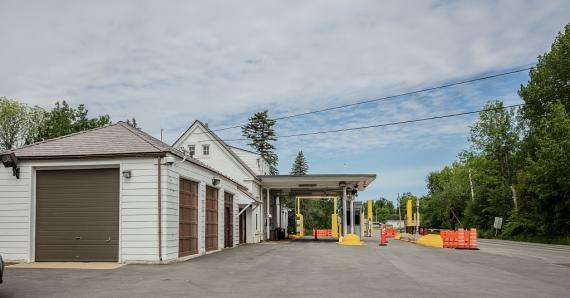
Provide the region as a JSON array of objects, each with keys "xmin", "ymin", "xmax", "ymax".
[{"xmin": 2, "ymin": 237, "xmax": 569, "ymax": 297}]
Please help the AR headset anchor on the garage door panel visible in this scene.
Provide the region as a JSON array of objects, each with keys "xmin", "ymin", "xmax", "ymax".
[
  {"xmin": 205, "ymin": 186, "xmax": 218, "ymax": 252},
  {"xmin": 179, "ymin": 179, "xmax": 198, "ymax": 257},
  {"xmin": 35, "ymin": 169, "xmax": 119, "ymax": 262},
  {"xmin": 36, "ymin": 245, "xmax": 119, "ymax": 262}
]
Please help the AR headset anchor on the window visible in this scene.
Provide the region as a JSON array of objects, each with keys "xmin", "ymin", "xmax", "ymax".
[
  {"xmin": 202, "ymin": 144, "xmax": 210, "ymax": 156},
  {"xmin": 188, "ymin": 145, "xmax": 195, "ymax": 156}
]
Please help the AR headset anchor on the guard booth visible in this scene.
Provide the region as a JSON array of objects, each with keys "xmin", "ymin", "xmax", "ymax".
[{"xmin": 258, "ymin": 174, "xmax": 376, "ymax": 245}]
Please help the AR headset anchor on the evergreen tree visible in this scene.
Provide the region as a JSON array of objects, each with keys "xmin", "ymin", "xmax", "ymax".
[
  {"xmin": 290, "ymin": 151, "xmax": 308, "ymax": 175},
  {"xmin": 241, "ymin": 110, "xmax": 279, "ymax": 174}
]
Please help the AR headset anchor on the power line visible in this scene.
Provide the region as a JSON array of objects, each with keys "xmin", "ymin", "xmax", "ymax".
[
  {"xmin": 216, "ymin": 102, "xmax": 525, "ymax": 142},
  {"xmin": 209, "ymin": 66, "xmax": 532, "ymax": 133}
]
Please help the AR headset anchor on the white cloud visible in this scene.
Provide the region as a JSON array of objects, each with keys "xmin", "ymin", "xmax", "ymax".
[{"xmin": 1, "ymin": 0, "xmax": 568, "ymax": 195}]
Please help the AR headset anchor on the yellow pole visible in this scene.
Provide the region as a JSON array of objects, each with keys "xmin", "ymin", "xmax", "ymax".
[
  {"xmin": 332, "ymin": 197, "xmax": 338, "ymax": 238},
  {"xmin": 406, "ymin": 199, "xmax": 413, "ymax": 227}
]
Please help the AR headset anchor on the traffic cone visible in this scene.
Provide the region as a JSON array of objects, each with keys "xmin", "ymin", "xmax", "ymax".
[{"xmin": 379, "ymin": 230, "xmax": 387, "ymax": 246}]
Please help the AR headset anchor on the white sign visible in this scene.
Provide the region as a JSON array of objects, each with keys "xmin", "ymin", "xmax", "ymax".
[{"xmin": 493, "ymin": 217, "xmax": 503, "ymax": 229}]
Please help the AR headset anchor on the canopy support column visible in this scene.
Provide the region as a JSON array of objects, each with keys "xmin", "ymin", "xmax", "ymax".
[
  {"xmin": 275, "ymin": 196, "xmax": 280, "ymax": 228},
  {"xmin": 342, "ymin": 186, "xmax": 347, "ymax": 236},
  {"xmin": 266, "ymin": 188, "xmax": 271, "ymax": 240},
  {"xmin": 350, "ymin": 194, "xmax": 355, "ymax": 234}
]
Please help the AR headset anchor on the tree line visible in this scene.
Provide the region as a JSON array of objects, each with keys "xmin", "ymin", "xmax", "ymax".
[{"xmin": 420, "ymin": 24, "xmax": 570, "ymax": 243}]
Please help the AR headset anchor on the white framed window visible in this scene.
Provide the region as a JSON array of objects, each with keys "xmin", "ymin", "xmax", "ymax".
[
  {"xmin": 202, "ymin": 144, "xmax": 210, "ymax": 156},
  {"xmin": 188, "ymin": 145, "xmax": 195, "ymax": 156}
]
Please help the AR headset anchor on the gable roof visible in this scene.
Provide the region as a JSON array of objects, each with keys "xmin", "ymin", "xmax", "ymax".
[
  {"xmin": 5, "ymin": 122, "xmax": 171, "ymax": 158},
  {"xmin": 3, "ymin": 122, "xmax": 253, "ymax": 195},
  {"xmin": 173, "ymin": 120, "xmax": 260, "ymax": 181}
]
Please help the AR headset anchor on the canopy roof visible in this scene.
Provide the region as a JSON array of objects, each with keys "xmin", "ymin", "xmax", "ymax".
[{"xmin": 258, "ymin": 174, "xmax": 376, "ymax": 197}]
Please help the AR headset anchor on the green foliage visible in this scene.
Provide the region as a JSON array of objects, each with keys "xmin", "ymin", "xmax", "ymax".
[
  {"xmin": 241, "ymin": 110, "xmax": 279, "ymax": 174},
  {"xmin": 422, "ymin": 24, "xmax": 570, "ymax": 243},
  {"xmin": 37, "ymin": 101, "xmax": 111, "ymax": 141},
  {"xmin": 290, "ymin": 151, "xmax": 308, "ymax": 175},
  {"xmin": 371, "ymin": 197, "xmax": 396, "ymax": 223},
  {"xmin": 0, "ymin": 98, "xmax": 124, "ymax": 150},
  {"xmin": 519, "ymin": 24, "xmax": 570, "ymax": 126},
  {"xmin": 300, "ymin": 199, "xmax": 334, "ymax": 233},
  {"xmin": 0, "ymin": 97, "xmax": 45, "ymax": 150}
]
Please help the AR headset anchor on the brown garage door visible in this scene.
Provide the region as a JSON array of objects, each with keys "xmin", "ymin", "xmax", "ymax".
[
  {"xmin": 179, "ymin": 178, "xmax": 198, "ymax": 257},
  {"xmin": 205, "ymin": 186, "xmax": 218, "ymax": 251},
  {"xmin": 35, "ymin": 168, "xmax": 119, "ymax": 262},
  {"xmin": 224, "ymin": 193, "xmax": 233, "ymax": 248}
]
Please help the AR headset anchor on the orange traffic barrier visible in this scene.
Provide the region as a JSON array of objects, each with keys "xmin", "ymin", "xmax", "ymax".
[
  {"xmin": 469, "ymin": 228, "xmax": 478, "ymax": 249},
  {"xmin": 456, "ymin": 228, "xmax": 465, "ymax": 249},
  {"xmin": 440, "ymin": 228, "xmax": 478, "ymax": 249},
  {"xmin": 441, "ymin": 230, "xmax": 452, "ymax": 248},
  {"xmin": 313, "ymin": 229, "xmax": 333, "ymax": 237},
  {"xmin": 385, "ymin": 228, "xmax": 397, "ymax": 238}
]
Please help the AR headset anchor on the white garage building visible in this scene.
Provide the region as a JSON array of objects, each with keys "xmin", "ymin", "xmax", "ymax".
[{"xmin": 0, "ymin": 122, "xmax": 253, "ymax": 263}]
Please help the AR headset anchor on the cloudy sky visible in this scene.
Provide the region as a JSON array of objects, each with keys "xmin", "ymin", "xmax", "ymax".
[{"xmin": 1, "ymin": 1, "xmax": 569, "ymax": 202}]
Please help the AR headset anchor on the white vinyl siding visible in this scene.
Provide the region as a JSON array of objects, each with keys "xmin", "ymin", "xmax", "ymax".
[
  {"xmin": 0, "ymin": 163, "xmax": 31, "ymax": 262},
  {"xmin": 230, "ymin": 147, "xmax": 270, "ymax": 175},
  {"xmin": 0, "ymin": 155, "xmax": 242, "ymax": 263}
]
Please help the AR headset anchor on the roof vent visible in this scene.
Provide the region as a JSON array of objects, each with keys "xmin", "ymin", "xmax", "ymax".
[{"xmin": 204, "ymin": 122, "xmax": 208, "ymax": 128}]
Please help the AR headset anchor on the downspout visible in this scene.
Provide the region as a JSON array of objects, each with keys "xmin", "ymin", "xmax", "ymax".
[{"xmin": 157, "ymin": 156, "xmax": 162, "ymax": 262}]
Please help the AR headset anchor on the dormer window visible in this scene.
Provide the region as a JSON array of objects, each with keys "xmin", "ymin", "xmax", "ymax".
[
  {"xmin": 202, "ymin": 144, "xmax": 210, "ymax": 156},
  {"xmin": 188, "ymin": 145, "xmax": 195, "ymax": 157}
]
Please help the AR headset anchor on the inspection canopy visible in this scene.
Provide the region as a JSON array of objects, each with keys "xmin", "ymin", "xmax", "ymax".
[{"xmin": 258, "ymin": 174, "xmax": 376, "ymax": 196}]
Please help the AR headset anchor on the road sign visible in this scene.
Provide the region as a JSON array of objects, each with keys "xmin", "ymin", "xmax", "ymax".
[{"xmin": 493, "ymin": 217, "xmax": 503, "ymax": 229}]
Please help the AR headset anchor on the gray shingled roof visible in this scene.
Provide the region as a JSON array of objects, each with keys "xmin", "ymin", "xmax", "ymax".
[
  {"xmin": 6, "ymin": 122, "xmax": 171, "ymax": 158},
  {"xmin": 3, "ymin": 122, "xmax": 255, "ymax": 197}
]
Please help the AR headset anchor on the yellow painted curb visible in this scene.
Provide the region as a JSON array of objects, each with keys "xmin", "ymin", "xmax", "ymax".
[
  {"xmin": 339, "ymin": 234, "xmax": 364, "ymax": 246},
  {"xmin": 416, "ymin": 234, "xmax": 444, "ymax": 248}
]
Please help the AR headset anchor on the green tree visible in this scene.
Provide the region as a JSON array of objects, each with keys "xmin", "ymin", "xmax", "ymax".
[
  {"xmin": 519, "ymin": 24, "xmax": 570, "ymax": 127},
  {"xmin": 0, "ymin": 97, "xmax": 46, "ymax": 150},
  {"xmin": 469, "ymin": 100, "xmax": 520, "ymax": 211},
  {"xmin": 420, "ymin": 23, "xmax": 570, "ymax": 243},
  {"xmin": 372, "ymin": 197, "xmax": 395, "ymax": 223},
  {"xmin": 300, "ymin": 199, "xmax": 334, "ymax": 234},
  {"xmin": 290, "ymin": 151, "xmax": 308, "ymax": 175},
  {"xmin": 37, "ymin": 101, "xmax": 111, "ymax": 141},
  {"xmin": 242, "ymin": 110, "xmax": 279, "ymax": 174},
  {"xmin": 0, "ymin": 97, "xmax": 29, "ymax": 150}
]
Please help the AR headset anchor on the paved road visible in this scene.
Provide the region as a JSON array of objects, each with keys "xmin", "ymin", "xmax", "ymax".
[{"xmin": 2, "ymin": 237, "xmax": 569, "ymax": 297}]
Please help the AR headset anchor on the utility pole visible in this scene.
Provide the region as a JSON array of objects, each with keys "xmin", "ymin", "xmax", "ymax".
[
  {"xmin": 415, "ymin": 197, "xmax": 420, "ymax": 237},
  {"xmin": 469, "ymin": 168, "xmax": 475, "ymax": 202}
]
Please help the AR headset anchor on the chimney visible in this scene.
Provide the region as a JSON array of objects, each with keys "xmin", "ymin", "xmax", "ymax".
[{"xmin": 204, "ymin": 122, "xmax": 208, "ymax": 128}]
